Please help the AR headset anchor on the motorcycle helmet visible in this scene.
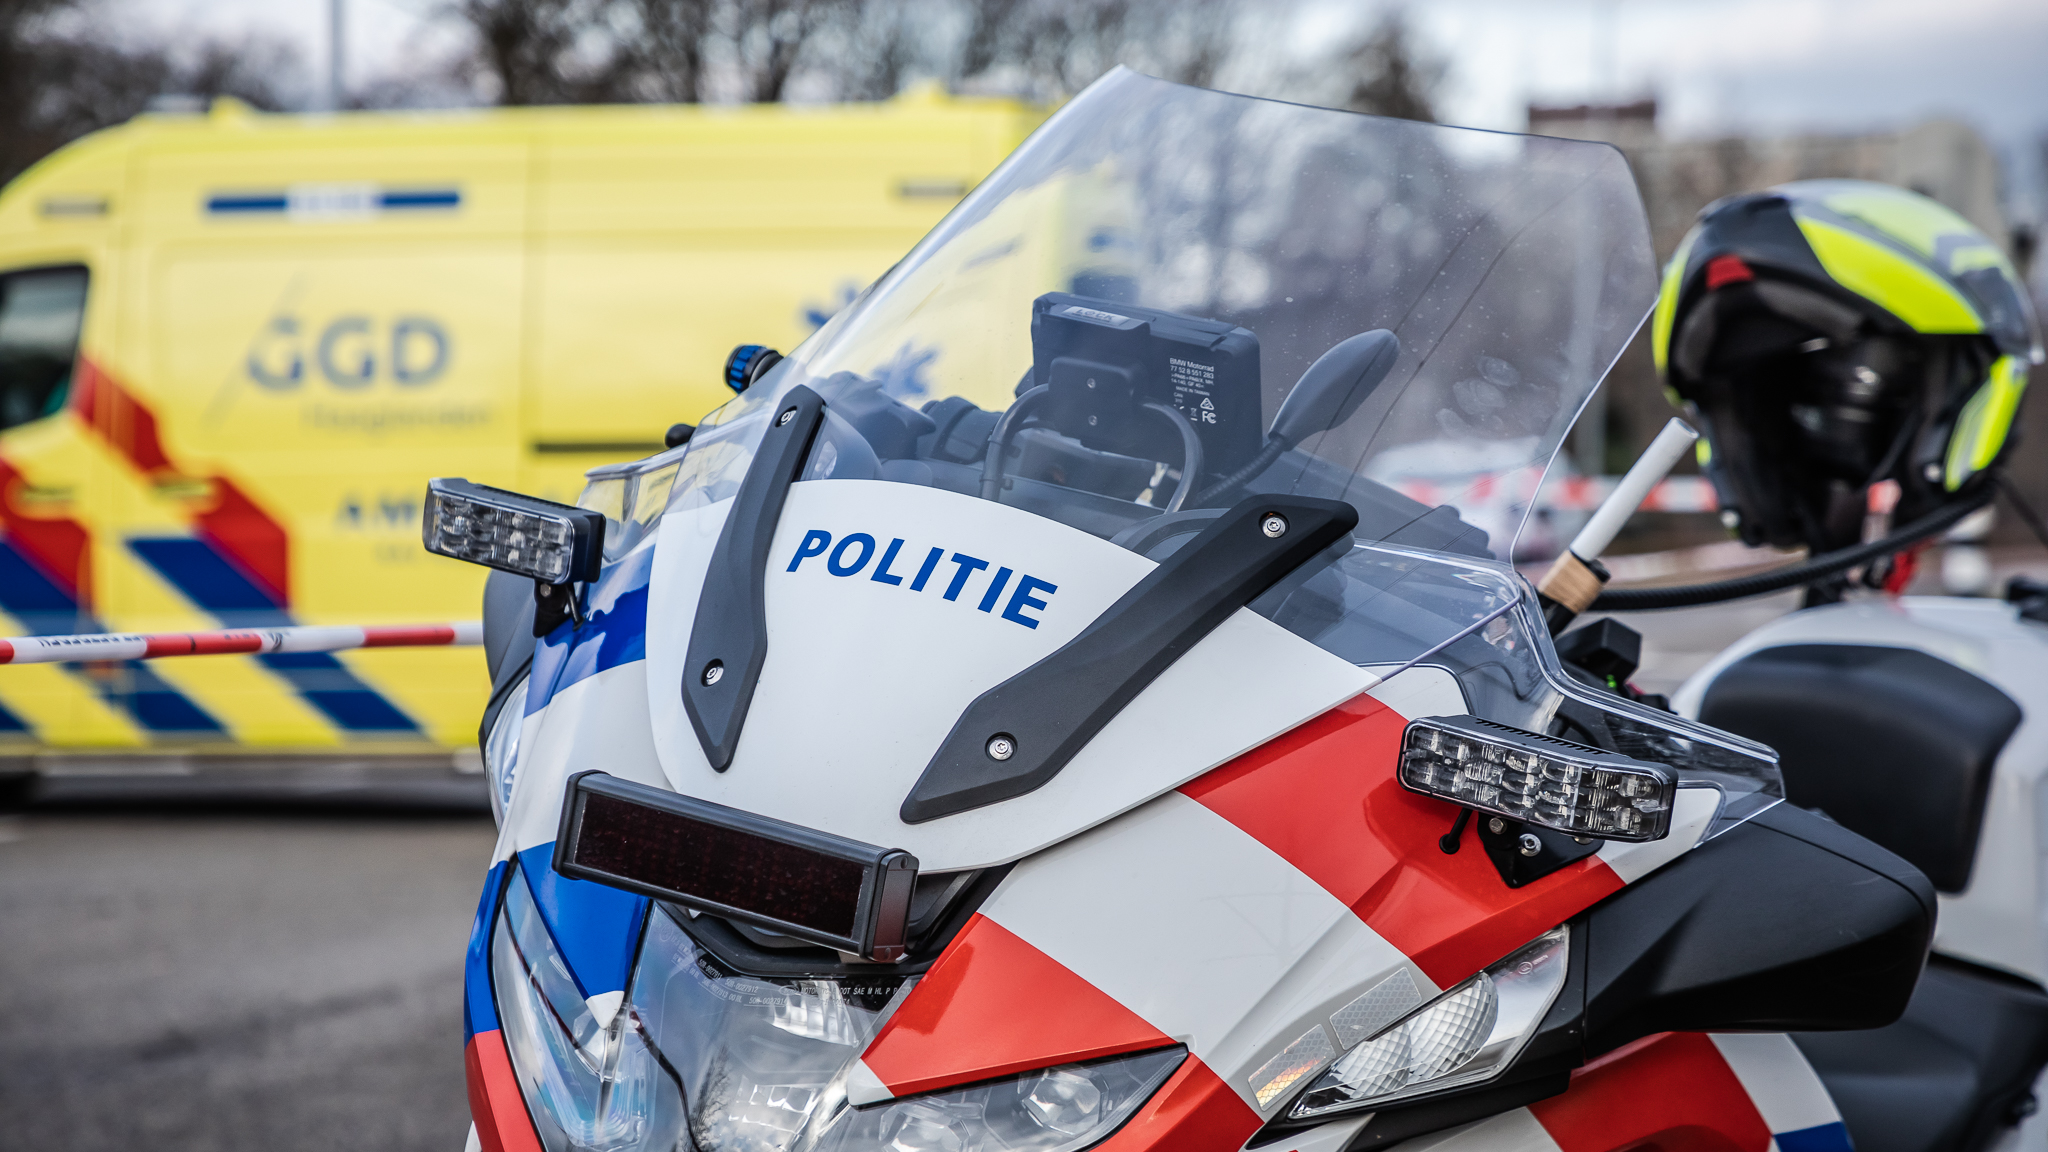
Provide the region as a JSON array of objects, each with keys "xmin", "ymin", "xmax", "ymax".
[{"xmin": 1652, "ymin": 179, "xmax": 2041, "ymax": 552}]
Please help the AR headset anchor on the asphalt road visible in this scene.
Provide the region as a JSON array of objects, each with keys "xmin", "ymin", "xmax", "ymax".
[{"xmin": 0, "ymin": 808, "xmax": 496, "ymax": 1152}]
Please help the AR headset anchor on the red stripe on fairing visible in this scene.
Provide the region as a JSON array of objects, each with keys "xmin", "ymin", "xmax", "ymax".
[
  {"xmin": 72, "ymin": 358, "xmax": 291, "ymax": 604},
  {"xmin": 1531, "ymin": 1032, "xmax": 1773, "ymax": 1152},
  {"xmin": 862, "ymin": 914, "xmax": 1174, "ymax": 1098},
  {"xmin": 1181, "ymin": 692, "xmax": 1625, "ymax": 989},
  {"xmin": 0, "ymin": 456, "xmax": 91, "ymax": 603},
  {"xmin": 363, "ymin": 624, "xmax": 457, "ymax": 647},
  {"xmin": 465, "ymin": 1030, "xmax": 544, "ymax": 1152},
  {"xmin": 1093, "ymin": 1055, "xmax": 1261, "ymax": 1152}
]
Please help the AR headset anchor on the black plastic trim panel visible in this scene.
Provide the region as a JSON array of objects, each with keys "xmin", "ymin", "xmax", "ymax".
[
  {"xmin": 900, "ymin": 494, "xmax": 1360, "ymax": 823},
  {"xmin": 680, "ymin": 385, "xmax": 826, "ymax": 770}
]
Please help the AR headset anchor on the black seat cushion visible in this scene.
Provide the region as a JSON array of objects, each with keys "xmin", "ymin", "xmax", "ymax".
[
  {"xmin": 1699, "ymin": 644, "xmax": 2020, "ymax": 892},
  {"xmin": 1795, "ymin": 957, "xmax": 2048, "ymax": 1152}
]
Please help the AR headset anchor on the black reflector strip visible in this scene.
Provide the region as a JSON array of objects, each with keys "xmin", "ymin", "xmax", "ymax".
[
  {"xmin": 554, "ymin": 771, "xmax": 919, "ymax": 961},
  {"xmin": 575, "ymin": 791, "xmax": 865, "ymax": 937}
]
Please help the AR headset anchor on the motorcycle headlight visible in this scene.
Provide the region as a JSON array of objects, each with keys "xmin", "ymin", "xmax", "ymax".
[
  {"xmin": 493, "ymin": 890, "xmax": 1183, "ymax": 1152},
  {"xmin": 1285, "ymin": 927, "xmax": 1569, "ymax": 1120},
  {"xmin": 492, "ymin": 862, "xmax": 685, "ymax": 1152},
  {"xmin": 483, "ymin": 677, "xmax": 527, "ymax": 826},
  {"xmin": 799, "ymin": 1046, "xmax": 1183, "ymax": 1152}
]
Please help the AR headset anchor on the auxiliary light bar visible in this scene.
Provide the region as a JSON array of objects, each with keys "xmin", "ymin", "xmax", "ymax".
[
  {"xmin": 423, "ymin": 477, "xmax": 604, "ymax": 585},
  {"xmin": 555, "ymin": 771, "xmax": 919, "ymax": 962},
  {"xmin": 1399, "ymin": 715, "xmax": 1675, "ymax": 842}
]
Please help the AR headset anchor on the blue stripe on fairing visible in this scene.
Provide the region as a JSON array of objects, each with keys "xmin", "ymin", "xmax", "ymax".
[
  {"xmin": 464, "ymin": 861, "xmax": 511, "ymax": 1040},
  {"xmin": 127, "ymin": 537, "xmax": 419, "ymax": 733},
  {"xmin": 526, "ymin": 543, "xmax": 654, "ymax": 716},
  {"xmin": 0, "ymin": 539, "xmax": 225, "ymax": 733},
  {"xmin": 517, "ymin": 843, "xmax": 649, "ymax": 1000},
  {"xmin": 1775, "ymin": 1122, "xmax": 1854, "ymax": 1152}
]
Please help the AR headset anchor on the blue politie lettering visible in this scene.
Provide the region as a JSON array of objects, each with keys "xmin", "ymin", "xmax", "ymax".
[
  {"xmin": 788, "ymin": 530, "xmax": 833, "ymax": 570},
  {"xmin": 827, "ymin": 534, "xmax": 875, "ymax": 576},
  {"xmin": 784, "ymin": 529, "xmax": 1057, "ymax": 628},
  {"xmin": 1002, "ymin": 576, "xmax": 1058, "ymax": 629},
  {"xmin": 942, "ymin": 554, "xmax": 988, "ymax": 601},
  {"xmin": 909, "ymin": 547, "xmax": 943, "ymax": 591},
  {"xmin": 976, "ymin": 567, "xmax": 1013, "ymax": 613},
  {"xmin": 870, "ymin": 538, "xmax": 909, "ymax": 585}
]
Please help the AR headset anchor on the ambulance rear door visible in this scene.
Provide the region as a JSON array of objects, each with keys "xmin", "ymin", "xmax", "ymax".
[{"xmin": 115, "ymin": 111, "xmax": 530, "ymax": 749}]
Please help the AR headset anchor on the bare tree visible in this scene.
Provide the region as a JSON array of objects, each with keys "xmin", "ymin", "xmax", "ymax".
[
  {"xmin": 441, "ymin": 0, "xmax": 1267, "ymax": 110},
  {"xmin": 453, "ymin": 0, "xmax": 640, "ymax": 103},
  {"xmin": 624, "ymin": 0, "xmax": 715, "ymax": 101},
  {"xmin": 0, "ymin": 0, "xmax": 299, "ymax": 185},
  {"xmin": 1337, "ymin": 10, "xmax": 1440, "ymax": 122}
]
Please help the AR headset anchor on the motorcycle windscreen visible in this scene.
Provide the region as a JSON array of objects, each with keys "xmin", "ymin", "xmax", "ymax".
[{"xmin": 630, "ymin": 71, "xmax": 1771, "ymax": 868}]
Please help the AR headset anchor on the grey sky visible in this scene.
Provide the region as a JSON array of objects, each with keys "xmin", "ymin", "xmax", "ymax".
[{"xmin": 107, "ymin": 0, "xmax": 2048, "ymax": 213}]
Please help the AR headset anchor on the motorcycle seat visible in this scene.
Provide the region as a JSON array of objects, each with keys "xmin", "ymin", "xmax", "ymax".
[
  {"xmin": 1698, "ymin": 643, "xmax": 2020, "ymax": 892},
  {"xmin": 1795, "ymin": 956, "xmax": 2048, "ymax": 1152}
]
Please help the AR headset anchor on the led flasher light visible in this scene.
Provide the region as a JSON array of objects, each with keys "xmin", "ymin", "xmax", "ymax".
[
  {"xmin": 1398, "ymin": 715, "xmax": 1674, "ymax": 842},
  {"xmin": 422, "ymin": 477, "xmax": 604, "ymax": 585}
]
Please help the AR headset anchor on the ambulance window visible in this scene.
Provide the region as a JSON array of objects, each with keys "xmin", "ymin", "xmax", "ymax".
[{"xmin": 0, "ymin": 265, "xmax": 89, "ymax": 432}]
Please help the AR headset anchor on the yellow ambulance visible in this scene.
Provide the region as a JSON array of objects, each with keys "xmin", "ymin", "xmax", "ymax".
[{"xmin": 0, "ymin": 87, "xmax": 1044, "ymax": 756}]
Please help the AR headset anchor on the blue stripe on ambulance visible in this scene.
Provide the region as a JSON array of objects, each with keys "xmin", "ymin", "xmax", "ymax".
[
  {"xmin": 127, "ymin": 537, "xmax": 418, "ymax": 732},
  {"xmin": 204, "ymin": 189, "xmax": 461, "ymax": 214},
  {"xmin": 0, "ymin": 539, "xmax": 224, "ymax": 733}
]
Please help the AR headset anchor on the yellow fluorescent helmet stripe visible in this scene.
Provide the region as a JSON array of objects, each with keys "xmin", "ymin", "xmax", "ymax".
[
  {"xmin": 1797, "ymin": 217, "xmax": 1983, "ymax": 334},
  {"xmin": 1946, "ymin": 356, "xmax": 2027, "ymax": 489},
  {"xmin": 1820, "ymin": 187, "xmax": 1981, "ymax": 262},
  {"xmin": 1652, "ymin": 229, "xmax": 1698, "ymax": 375}
]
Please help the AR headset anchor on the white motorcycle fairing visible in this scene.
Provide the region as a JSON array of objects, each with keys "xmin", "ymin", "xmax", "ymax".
[
  {"xmin": 641, "ymin": 477, "xmax": 1389, "ymax": 870},
  {"xmin": 1675, "ymin": 595, "xmax": 2048, "ymax": 985},
  {"xmin": 452, "ymin": 68, "xmax": 1898, "ymax": 1152}
]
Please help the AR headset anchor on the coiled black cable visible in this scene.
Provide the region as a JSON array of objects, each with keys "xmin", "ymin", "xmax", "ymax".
[{"xmin": 1588, "ymin": 485, "xmax": 1995, "ymax": 611}]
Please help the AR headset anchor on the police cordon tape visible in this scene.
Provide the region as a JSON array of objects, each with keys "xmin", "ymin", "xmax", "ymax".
[
  {"xmin": 0, "ymin": 476, "xmax": 1706, "ymax": 667},
  {"xmin": 1392, "ymin": 473, "xmax": 1717, "ymax": 514},
  {"xmin": 0, "ymin": 623, "xmax": 483, "ymax": 666}
]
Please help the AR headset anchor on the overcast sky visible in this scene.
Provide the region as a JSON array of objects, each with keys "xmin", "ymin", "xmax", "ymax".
[{"xmin": 105, "ymin": 0, "xmax": 2048, "ymax": 214}]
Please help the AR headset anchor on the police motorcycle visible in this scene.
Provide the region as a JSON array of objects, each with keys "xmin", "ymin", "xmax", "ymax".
[
  {"xmin": 431, "ymin": 70, "xmax": 1936, "ymax": 1152},
  {"xmin": 1542, "ymin": 182, "xmax": 2048, "ymax": 1152}
]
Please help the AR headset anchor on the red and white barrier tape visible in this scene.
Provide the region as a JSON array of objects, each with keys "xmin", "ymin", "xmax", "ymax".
[
  {"xmin": 1388, "ymin": 474, "xmax": 1718, "ymax": 514},
  {"xmin": 0, "ymin": 622, "xmax": 483, "ymax": 666}
]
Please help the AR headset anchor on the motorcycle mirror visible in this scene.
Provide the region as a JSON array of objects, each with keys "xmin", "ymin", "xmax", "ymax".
[{"xmin": 1267, "ymin": 329, "xmax": 1400, "ymax": 447}]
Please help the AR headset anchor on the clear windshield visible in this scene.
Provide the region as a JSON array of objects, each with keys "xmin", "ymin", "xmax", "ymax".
[
  {"xmin": 757, "ymin": 67, "xmax": 1653, "ymax": 558},
  {"xmin": 651, "ymin": 70, "xmax": 1776, "ymax": 832}
]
